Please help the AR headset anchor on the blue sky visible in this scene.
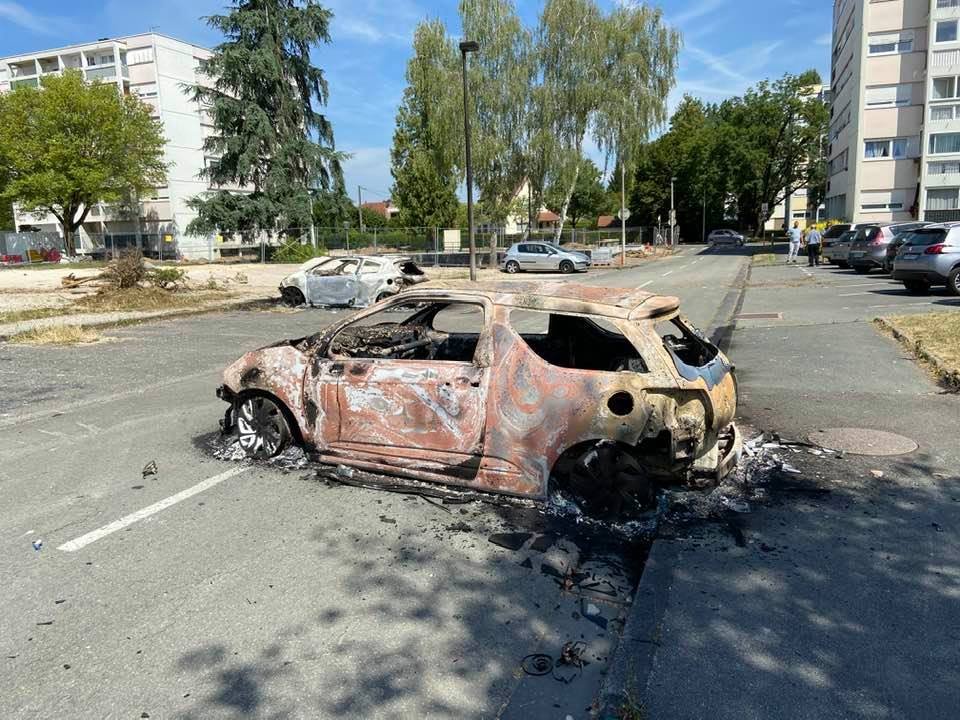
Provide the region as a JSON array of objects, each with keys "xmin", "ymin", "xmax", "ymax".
[{"xmin": 1, "ymin": 0, "xmax": 831, "ymax": 202}]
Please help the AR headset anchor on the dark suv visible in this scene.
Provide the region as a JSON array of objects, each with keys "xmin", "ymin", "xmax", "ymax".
[{"xmin": 848, "ymin": 222, "xmax": 928, "ymax": 274}]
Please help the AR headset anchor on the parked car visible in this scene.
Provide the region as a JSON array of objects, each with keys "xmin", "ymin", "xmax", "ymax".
[
  {"xmin": 820, "ymin": 224, "xmax": 851, "ymax": 261},
  {"xmin": 848, "ymin": 222, "xmax": 928, "ymax": 274},
  {"xmin": 891, "ymin": 223, "xmax": 960, "ymax": 295},
  {"xmin": 216, "ymin": 281, "xmax": 740, "ymax": 517},
  {"xmin": 707, "ymin": 229, "xmax": 745, "ymax": 247},
  {"xmin": 883, "ymin": 223, "xmax": 931, "ymax": 272},
  {"xmin": 501, "ymin": 242, "xmax": 590, "ymax": 274},
  {"xmin": 279, "ymin": 254, "xmax": 427, "ymax": 307},
  {"xmin": 823, "ymin": 229, "xmax": 856, "ymax": 267}
]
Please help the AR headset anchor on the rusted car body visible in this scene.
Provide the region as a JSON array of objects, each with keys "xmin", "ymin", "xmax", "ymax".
[
  {"xmin": 218, "ymin": 281, "xmax": 740, "ymax": 513},
  {"xmin": 279, "ymin": 254, "xmax": 426, "ymax": 307}
]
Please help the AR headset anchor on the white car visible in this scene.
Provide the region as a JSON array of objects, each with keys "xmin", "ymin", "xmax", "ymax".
[
  {"xmin": 279, "ymin": 255, "xmax": 427, "ymax": 307},
  {"xmin": 707, "ymin": 229, "xmax": 745, "ymax": 247}
]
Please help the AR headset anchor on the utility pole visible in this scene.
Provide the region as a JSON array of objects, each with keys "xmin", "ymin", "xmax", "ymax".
[
  {"xmin": 670, "ymin": 176, "xmax": 677, "ymax": 247},
  {"xmin": 620, "ymin": 162, "xmax": 626, "ymax": 267},
  {"xmin": 308, "ymin": 190, "xmax": 316, "ymax": 249},
  {"xmin": 357, "ymin": 186, "xmax": 364, "ymax": 234},
  {"xmin": 460, "ymin": 40, "xmax": 480, "ymax": 281},
  {"xmin": 702, "ymin": 186, "xmax": 707, "ymax": 243}
]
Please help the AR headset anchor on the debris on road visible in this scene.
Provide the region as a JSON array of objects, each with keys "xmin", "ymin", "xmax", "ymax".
[
  {"xmin": 142, "ymin": 460, "xmax": 158, "ymax": 479},
  {"xmin": 32, "ymin": 539, "xmax": 43, "ymax": 551},
  {"xmin": 870, "ymin": 469, "xmax": 885, "ymax": 479}
]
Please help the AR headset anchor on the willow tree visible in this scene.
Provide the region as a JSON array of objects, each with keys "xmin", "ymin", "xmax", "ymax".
[
  {"xmin": 186, "ymin": 0, "xmax": 343, "ymax": 240},
  {"xmin": 460, "ymin": 0, "xmax": 533, "ymax": 251},
  {"xmin": 593, "ymin": 3, "xmax": 680, "ymax": 249},
  {"xmin": 390, "ymin": 20, "xmax": 461, "ymax": 229}
]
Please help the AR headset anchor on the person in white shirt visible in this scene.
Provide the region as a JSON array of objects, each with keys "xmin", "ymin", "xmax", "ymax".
[{"xmin": 786, "ymin": 221, "xmax": 803, "ymax": 263}]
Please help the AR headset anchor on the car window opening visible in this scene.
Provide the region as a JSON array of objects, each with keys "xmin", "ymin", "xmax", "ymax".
[
  {"xmin": 329, "ymin": 302, "xmax": 484, "ymax": 362},
  {"xmin": 510, "ymin": 309, "xmax": 648, "ymax": 372},
  {"xmin": 656, "ymin": 317, "xmax": 719, "ymax": 368}
]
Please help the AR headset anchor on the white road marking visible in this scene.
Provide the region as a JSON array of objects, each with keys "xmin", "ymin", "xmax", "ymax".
[
  {"xmin": 36, "ymin": 429, "xmax": 67, "ymax": 438},
  {"xmin": 838, "ymin": 282, "xmax": 891, "ymax": 288},
  {"xmin": 638, "ymin": 280, "xmax": 653, "ymax": 288},
  {"xmin": 57, "ymin": 466, "xmax": 250, "ymax": 552},
  {"xmin": 838, "ymin": 292, "xmax": 872, "ymax": 297},
  {"xmin": 662, "ymin": 270, "xmax": 673, "ymax": 277},
  {"xmin": 868, "ymin": 301, "xmax": 933, "ymax": 309}
]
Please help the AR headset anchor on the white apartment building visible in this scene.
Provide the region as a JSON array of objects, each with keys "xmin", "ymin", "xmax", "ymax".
[
  {"xmin": 826, "ymin": 0, "xmax": 960, "ymax": 225},
  {"xmin": 0, "ymin": 33, "xmax": 217, "ymax": 257}
]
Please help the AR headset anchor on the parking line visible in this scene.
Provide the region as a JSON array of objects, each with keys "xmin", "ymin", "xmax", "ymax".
[
  {"xmin": 57, "ymin": 466, "xmax": 250, "ymax": 552},
  {"xmin": 867, "ymin": 301, "xmax": 933, "ymax": 309},
  {"xmin": 638, "ymin": 280, "xmax": 653, "ymax": 289},
  {"xmin": 838, "ymin": 291, "xmax": 872, "ymax": 297},
  {"xmin": 662, "ymin": 270, "xmax": 673, "ymax": 277}
]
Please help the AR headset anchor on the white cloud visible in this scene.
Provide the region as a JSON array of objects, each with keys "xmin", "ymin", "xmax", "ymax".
[
  {"xmin": 816, "ymin": 32, "xmax": 832, "ymax": 46},
  {"xmin": 0, "ymin": 2, "xmax": 59, "ymax": 34},
  {"xmin": 666, "ymin": 0, "xmax": 727, "ymax": 27},
  {"xmin": 685, "ymin": 45, "xmax": 748, "ymax": 83}
]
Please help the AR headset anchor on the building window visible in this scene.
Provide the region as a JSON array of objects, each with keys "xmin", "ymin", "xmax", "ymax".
[
  {"xmin": 864, "ymin": 84, "xmax": 912, "ymax": 107},
  {"xmin": 829, "ymin": 149, "xmax": 849, "ymax": 175},
  {"xmin": 861, "ymin": 192, "xmax": 905, "ymax": 212},
  {"xmin": 930, "ymin": 132, "xmax": 960, "ymax": 154},
  {"xmin": 937, "ymin": 0, "xmax": 960, "ymax": 8},
  {"xmin": 931, "ymin": 105, "xmax": 960, "ymax": 121},
  {"xmin": 933, "ymin": 77, "xmax": 958, "ymax": 100},
  {"xmin": 927, "ymin": 188, "xmax": 959, "ymax": 210},
  {"xmin": 868, "ymin": 32, "xmax": 913, "ymax": 55},
  {"xmin": 928, "ymin": 160, "xmax": 960, "ymax": 175},
  {"xmin": 864, "ymin": 138, "xmax": 909, "ymax": 159},
  {"xmin": 936, "ymin": 20, "xmax": 958, "ymax": 43}
]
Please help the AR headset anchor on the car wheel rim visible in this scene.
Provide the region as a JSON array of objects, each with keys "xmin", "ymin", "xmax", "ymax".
[
  {"xmin": 237, "ymin": 396, "xmax": 285, "ymax": 457},
  {"xmin": 954, "ymin": 274, "xmax": 960, "ymax": 293},
  {"xmin": 506, "ymin": 262, "xmax": 518, "ymax": 273}
]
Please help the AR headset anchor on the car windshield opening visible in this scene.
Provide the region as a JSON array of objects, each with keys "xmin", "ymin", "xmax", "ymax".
[
  {"xmin": 313, "ymin": 258, "xmax": 360, "ymax": 276},
  {"xmin": 329, "ymin": 302, "xmax": 484, "ymax": 362},
  {"xmin": 510, "ymin": 309, "xmax": 648, "ymax": 372}
]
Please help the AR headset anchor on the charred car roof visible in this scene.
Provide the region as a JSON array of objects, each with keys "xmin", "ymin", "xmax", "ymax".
[{"xmin": 411, "ymin": 280, "xmax": 680, "ymax": 320}]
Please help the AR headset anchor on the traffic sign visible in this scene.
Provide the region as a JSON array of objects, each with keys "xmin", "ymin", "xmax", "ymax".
[{"xmin": 618, "ymin": 208, "xmax": 631, "ymax": 221}]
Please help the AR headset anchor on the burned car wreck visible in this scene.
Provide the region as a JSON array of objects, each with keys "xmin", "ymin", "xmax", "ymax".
[
  {"xmin": 218, "ymin": 281, "xmax": 740, "ymax": 517},
  {"xmin": 279, "ymin": 254, "xmax": 427, "ymax": 307}
]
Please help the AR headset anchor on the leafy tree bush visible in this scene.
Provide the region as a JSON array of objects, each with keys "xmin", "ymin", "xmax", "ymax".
[{"xmin": 272, "ymin": 241, "xmax": 327, "ymax": 263}]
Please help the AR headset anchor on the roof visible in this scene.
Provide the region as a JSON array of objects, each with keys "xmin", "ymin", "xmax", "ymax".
[
  {"xmin": 537, "ymin": 209, "xmax": 560, "ymax": 223},
  {"xmin": 413, "ymin": 280, "xmax": 680, "ymax": 320},
  {"xmin": 0, "ymin": 32, "xmax": 210, "ymax": 63},
  {"xmin": 597, "ymin": 215, "xmax": 615, "ymax": 228}
]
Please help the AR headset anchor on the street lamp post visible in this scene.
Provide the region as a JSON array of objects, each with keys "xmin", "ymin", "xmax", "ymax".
[
  {"xmin": 670, "ymin": 176, "xmax": 677, "ymax": 247},
  {"xmin": 460, "ymin": 40, "xmax": 480, "ymax": 281}
]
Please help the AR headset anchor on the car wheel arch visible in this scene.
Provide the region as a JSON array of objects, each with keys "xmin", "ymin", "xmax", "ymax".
[{"xmin": 234, "ymin": 388, "xmax": 306, "ymax": 448}]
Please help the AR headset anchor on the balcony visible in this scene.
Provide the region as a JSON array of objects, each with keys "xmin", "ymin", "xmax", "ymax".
[
  {"xmin": 10, "ymin": 78, "xmax": 38, "ymax": 89},
  {"xmin": 923, "ymin": 209, "xmax": 960, "ymax": 222},
  {"xmin": 85, "ymin": 64, "xmax": 129, "ymax": 82}
]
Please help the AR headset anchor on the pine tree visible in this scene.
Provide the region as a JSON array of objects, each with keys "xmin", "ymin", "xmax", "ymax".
[{"xmin": 186, "ymin": 0, "xmax": 343, "ymax": 240}]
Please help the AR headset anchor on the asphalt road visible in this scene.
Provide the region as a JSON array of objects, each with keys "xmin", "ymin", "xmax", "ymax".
[
  {"xmin": 0, "ymin": 246, "xmax": 740, "ymax": 720},
  {"xmin": 4, "ymin": 245, "xmax": 955, "ymax": 719}
]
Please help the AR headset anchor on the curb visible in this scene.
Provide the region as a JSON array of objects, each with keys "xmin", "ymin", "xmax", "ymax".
[
  {"xmin": 596, "ymin": 540, "xmax": 677, "ymax": 717},
  {"xmin": 875, "ymin": 316, "xmax": 960, "ymax": 389},
  {"xmin": 0, "ymin": 296, "xmax": 272, "ymax": 340}
]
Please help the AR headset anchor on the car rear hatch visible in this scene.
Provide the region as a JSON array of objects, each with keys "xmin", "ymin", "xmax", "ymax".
[
  {"xmin": 849, "ymin": 226, "xmax": 887, "ymax": 260},
  {"xmin": 895, "ymin": 228, "xmax": 949, "ymax": 270}
]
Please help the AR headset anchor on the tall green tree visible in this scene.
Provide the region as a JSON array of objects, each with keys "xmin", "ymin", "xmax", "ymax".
[
  {"xmin": 390, "ymin": 20, "xmax": 461, "ymax": 229},
  {"xmin": 0, "ymin": 70, "xmax": 166, "ymax": 254},
  {"xmin": 546, "ymin": 158, "xmax": 608, "ymax": 228},
  {"xmin": 186, "ymin": 0, "xmax": 344, "ymax": 240},
  {"xmin": 311, "ymin": 188, "xmax": 354, "ymax": 228}
]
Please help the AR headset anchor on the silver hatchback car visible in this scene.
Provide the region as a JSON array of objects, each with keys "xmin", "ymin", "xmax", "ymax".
[
  {"xmin": 501, "ymin": 242, "xmax": 591, "ymax": 274},
  {"xmin": 891, "ymin": 223, "xmax": 960, "ymax": 295}
]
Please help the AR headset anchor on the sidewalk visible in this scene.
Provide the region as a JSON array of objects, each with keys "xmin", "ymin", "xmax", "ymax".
[
  {"xmin": 603, "ymin": 261, "xmax": 960, "ymax": 719},
  {"xmin": 0, "ymin": 296, "xmax": 270, "ymax": 338}
]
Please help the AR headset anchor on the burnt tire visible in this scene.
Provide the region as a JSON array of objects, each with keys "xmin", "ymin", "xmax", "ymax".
[
  {"xmin": 947, "ymin": 267, "xmax": 960, "ymax": 297},
  {"xmin": 904, "ymin": 280, "xmax": 930, "ymax": 295},
  {"xmin": 504, "ymin": 260, "xmax": 521, "ymax": 274},
  {"xmin": 281, "ymin": 286, "xmax": 305, "ymax": 306},
  {"xmin": 559, "ymin": 260, "xmax": 575, "ymax": 274},
  {"xmin": 561, "ymin": 442, "xmax": 654, "ymax": 520},
  {"xmin": 236, "ymin": 395, "xmax": 291, "ymax": 459}
]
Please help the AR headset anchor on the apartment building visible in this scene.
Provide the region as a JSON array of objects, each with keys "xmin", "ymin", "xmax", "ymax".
[
  {"xmin": 826, "ymin": 0, "xmax": 960, "ymax": 224},
  {"xmin": 0, "ymin": 34, "xmax": 216, "ymax": 257}
]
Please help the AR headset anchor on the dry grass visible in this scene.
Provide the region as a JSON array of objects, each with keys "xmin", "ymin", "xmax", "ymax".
[
  {"xmin": 885, "ymin": 312, "xmax": 960, "ymax": 376},
  {"xmin": 0, "ymin": 306, "xmax": 71, "ymax": 325},
  {"xmin": 751, "ymin": 251, "xmax": 779, "ymax": 267},
  {"xmin": 8, "ymin": 324, "xmax": 102, "ymax": 346},
  {"xmin": 73, "ymin": 287, "xmax": 232, "ymax": 313}
]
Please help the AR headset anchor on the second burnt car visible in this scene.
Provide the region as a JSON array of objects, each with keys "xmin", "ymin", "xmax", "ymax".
[
  {"xmin": 217, "ymin": 281, "xmax": 740, "ymax": 517},
  {"xmin": 279, "ymin": 254, "xmax": 427, "ymax": 307}
]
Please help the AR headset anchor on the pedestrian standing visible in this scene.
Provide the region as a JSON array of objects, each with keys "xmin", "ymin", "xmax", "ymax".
[
  {"xmin": 786, "ymin": 221, "xmax": 802, "ymax": 263},
  {"xmin": 806, "ymin": 225, "xmax": 823, "ymax": 267}
]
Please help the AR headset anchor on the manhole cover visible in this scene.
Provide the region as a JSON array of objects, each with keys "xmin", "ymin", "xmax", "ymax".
[{"xmin": 807, "ymin": 428, "xmax": 918, "ymax": 456}]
